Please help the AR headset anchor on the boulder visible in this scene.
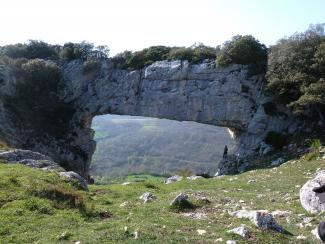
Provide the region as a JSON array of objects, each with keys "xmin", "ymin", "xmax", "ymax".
[
  {"xmin": 300, "ymin": 170, "xmax": 325, "ymax": 213},
  {"xmin": 170, "ymin": 193, "xmax": 188, "ymax": 206},
  {"xmin": 139, "ymin": 192, "xmax": 155, "ymax": 203},
  {"xmin": 230, "ymin": 210, "xmax": 284, "ymax": 232},
  {"xmin": 270, "ymin": 157, "xmax": 285, "ymax": 167},
  {"xmin": 165, "ymin": 175, "xmax": 183, "ymax": 184},
  {"xmin": 227, "ymin": 226, "xmax": 250, "ymax": 238},
  {"xmin": 59, "ymin": 171, "xmax": 88, "ymax": 191}
]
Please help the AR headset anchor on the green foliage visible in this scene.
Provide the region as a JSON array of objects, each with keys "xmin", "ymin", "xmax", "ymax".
[
  {"xmin": 265, "ymin": 131, "xmax": 287, "ymax": 149},
  {"xmin": 0, "ymin": 40, "xmax": 58, "ymax": 59},
  {"xmin": 82, "ymin": 59, "xmax": 102, "ymax": 75},
  {"xmin": 266, "ymin": 24, "xmax": 325, "ymax": 122},
  {"xmin": 3, "ymin": 59, "xmax": 75, "ymax": 138},
  {"xmin": 304, "ymin": 138, "xmax": 322, "ymax": 161},
  {"xmin": 113, "ymin": 44, "xmax": 218, "ymax": 70},
  {"xmin": 216, "ymin": 35, "xmax": 267, "ymax": 67}
]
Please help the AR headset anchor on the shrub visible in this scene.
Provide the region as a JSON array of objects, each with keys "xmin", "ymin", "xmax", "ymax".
[
  {"xmin": 113, "ymin": 44, "xmax": 218, "ymax": 70},
  {"xmin": 82, "ymin": 59, "xmax": 101, "ymax": 75},
  {"xmin": 216, "ymin": 35, "xmax": 267, "ymax": 67},
  {"xmin": 265, "ymin": 131, "xmax": 287, "ymax": 149},
  {"xmin": 0, "ymin": 40, "xmax": 58, "ymax": 59},
  {"xmin": 168, "ymin": 44, "xmax": 217, "ymax": 63},
  {"xmin": 304, "ymin": 138, "xmax": 322, "ymax": 160},
  {"xmin": 3, "ymin": 59, "xmax": 75, "ymax": 138},
  {"xmin": 266, "ymin": 24, "xmax": 325, "ymax": 122}
]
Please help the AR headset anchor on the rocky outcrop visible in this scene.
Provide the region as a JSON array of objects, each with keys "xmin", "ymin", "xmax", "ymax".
[{"xmin": 0, "ymin": 59, "xmax": 298, "ymax": 177}]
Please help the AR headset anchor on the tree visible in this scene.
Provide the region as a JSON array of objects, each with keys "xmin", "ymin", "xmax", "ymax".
[
  {"xmin": 266, "ymin": 23, "xmax": 325, "ymax": 123},
  {"xmin": 216, "ymin": 35, "xmax": 267, "ymax": 67}
]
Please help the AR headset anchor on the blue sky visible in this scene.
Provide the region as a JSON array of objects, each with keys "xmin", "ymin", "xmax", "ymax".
[{"xmin": 1, "ymin": 0, "xmax": 324, "ymax": 55}]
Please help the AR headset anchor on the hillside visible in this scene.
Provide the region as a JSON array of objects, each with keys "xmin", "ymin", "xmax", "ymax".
[
  {"xmin": 90, "ymin": 115, "xmax": 235, "ymax": 177},
  {"xmin": 1, "ymin": 149, "xmax": 325, "ymax": 243}
]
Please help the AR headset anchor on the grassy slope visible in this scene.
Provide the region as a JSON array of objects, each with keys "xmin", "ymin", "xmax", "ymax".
[{"xmin": 0, "ymin": 157, "xmax": 325, "ymax": 243}]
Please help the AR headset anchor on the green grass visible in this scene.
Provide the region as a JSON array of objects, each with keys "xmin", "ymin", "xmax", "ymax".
[{"xmin": 0, "ymin": 156, "xmax": 325, "ymax": 243}]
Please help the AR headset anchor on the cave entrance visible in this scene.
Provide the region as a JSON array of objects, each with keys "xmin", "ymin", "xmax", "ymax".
[{"xmin": 90, "ymin": 114, "xmax": 235, "ymax": 178}]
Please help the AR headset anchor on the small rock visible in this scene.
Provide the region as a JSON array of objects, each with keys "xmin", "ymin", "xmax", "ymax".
[
  {"xmin": 227, "ymin": 225, "xmax": 250, "ymax": 238},
  {"xmin": 311, "ymin": 227, "xmax": 321, "ymax": 240},
  {"xmin": 165, "ymin": 175, "xmax": 183, "ymax": 184},
  {"xmin": 196, "ymin": 196, "xmax": 210, "ymax": 204},
  {"xmin": 59, "ymin": 171, "xmax": 88, "ymax": 191},
  {"xmin": 121, "ymin": 182, "xmax": 131, "ymax": 185},
  {"xmin": 271, "ymin": 210, "xmax": 291, "ymax": 218},
  {"xmin": 270, "ymin": 157, "xmax": 285, "ymax": 167},
  {"xmin": 170, "ymin": 193, "xmax": 188, "ymax": 206},
  {"xmin": 239, "ymin": 200, "xmax": 245, "ymax": 203},
  {"xmin": 226, "ymin": 241, "xmax": 237, "ymax": 244},
  {"xmin": 230, "ymin": 210, "xmax": 284, "ymax": 232},
  {"xmin": 187, "ymin": 175, "xmax": 203, "ymax": 180},
  {"xmin": 197, "ymin": 229, "xmax": 206, "ymax": 235},
  {"xmin": 120, "ymin": 201, "xmax": 129, "ymax": 207},
  {"xmin": 247, "ymin": 179, "xmax": 256, "ymax": 184},
  {"xmin": 215, "ymin": 238, "xmax": 223, "ymax": 242},
  {"xmin": 296, "ymin": 235, "xmax": 307, "ymax": 240},
  {"xmin": 183, "ymin": 212, "xmax": 207, "ymax": 219},
  {"xmin": 74, "ymin": 242, "xmax": 81, "ymax": 244},
  {"xmin": 133, "ymin": 231, "xmax": 139, "ymax": 239},
  {"xmin": 139, "ymin": 192, "xmax": 155, "ymax": 203},
  {"xmin": 302, "ymin": 217, "xmax": 313, "ymax": 224}
]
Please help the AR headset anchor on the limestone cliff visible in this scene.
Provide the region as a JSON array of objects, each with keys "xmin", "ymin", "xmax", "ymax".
[{"xmin": 0, "ymin": 59, "xmax": 298, "ymax": 177}]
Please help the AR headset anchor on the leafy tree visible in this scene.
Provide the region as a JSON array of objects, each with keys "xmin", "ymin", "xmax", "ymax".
[
  {"xmin": 266, "ymin": 24, "xmax": 325, "ymax": 123},
  {"xmin": 216, "ymin": 35, "xmax": 267, "ymax": 67},
  {"xmin": 0, "ymin": 40, "xmax": 58, "ymax": 59}
]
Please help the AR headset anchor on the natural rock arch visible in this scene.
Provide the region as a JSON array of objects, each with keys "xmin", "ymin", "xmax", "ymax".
[{"xmin": 0, "ymin": 60, "xmax": 297, "ymax": 178}]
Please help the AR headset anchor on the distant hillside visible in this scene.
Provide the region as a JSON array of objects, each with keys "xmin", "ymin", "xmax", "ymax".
[{"xmin": 90, "ymin": 115, "xmax": 235, "ymax": 177}]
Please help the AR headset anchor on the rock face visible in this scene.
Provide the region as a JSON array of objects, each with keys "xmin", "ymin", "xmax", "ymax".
[
  {"xmin": 0, "ymin": 59, "xmax": 297, "ymax": 177},
  {"xmin": 300, "ymin": 170, "xmax": 325, "ymax": 213}
]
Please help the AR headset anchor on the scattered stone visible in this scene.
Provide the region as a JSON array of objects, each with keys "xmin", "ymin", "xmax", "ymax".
[
  {"xmin": 215, "ymin": 238, "xmax": 223, "ymax": 242},
  {"xmin": 197, "ymin": 229, "xmax": 206, "ymax": 235},
  {"xmin": 170, "ymin": 193, "xmax": 188, "ymax": 206},
  {"xmin": 226, "ymin": 240, "xmax": 237, "ymax": 244},
  {"xmin": 239, "ymin": 200, "xmax": 245, "ymax": 203},
  {"xmin": 196, "ymin": 196, "xmax": 211, "ymax": 204},
  {"xmin": 300, "ymin": 170, "xmax": 325, "ymax": 213},
  {"xmin": 227, "ymin": 225, "xmax": 250, "ymax": 238},
  {"xmin": 183, "ymin": 212, "xmax": 207, "ymax": 219},
  {"xmin": 271, "ymin": 210, "xmax": 291, "ymax": 218},
  {"xmin": 247, "ymin": 179, "xmax": 256, "ymax": 184},
  {"xmin": 59, "ymin": 171, "xmax": 88, "ymax": 191},
  {"xmin": 187, "ymin": 175, "xmax": 203, "ymax": 180},
  {"xmin": 133, "ymin": 231, "xmax": 139, "ymax": 239},
  {"xmin": 74, "ymin": 241, "xmax": 81, "ymax": 244},
  {"xmin": 165, "ymin": 175, "xmax": 183, "ymax": 184},
  {"xmin": 121, "ymin": 182, "xmax": 131, "ymax": 185},
  {"xmin": 120, "ymin": 201, "xmax": 129, "ymax": 207},
  {"xmin": 230, "ymin": 210, "xmax": 284, "ymax": 232},
  {"xmin": 270, "ymin": 158, "xmax": 285, "ymax": 167},
  {"xmin": 302, "ymin": 217, "xmax": 313, "ymax": 224},
  {"xmin": 311, "ymin": 227, "xmax": 321, "ymax": 240},
  {"xmin": 139, "ymin": 192, "xmax": 155, "ymax": 203},
  {"xmin": 296, "ymin": 235, "xmax": 307, "ymax": 240}
]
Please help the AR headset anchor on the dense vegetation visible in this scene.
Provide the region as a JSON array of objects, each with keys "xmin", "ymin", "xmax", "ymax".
[
  {"xmin": 112, "ymin": 44, "xmax": 218, "ymax": 70},
  {"xmin": 216, "ymin": 35, "xmax": 268, "ymax": 68},
  {"xmin": 266, "ymin": 24, "xmax": 325, "ymax": 123},
  {"xmin": 90, "ymin": 115, "xmax": 235, "ymax": 178}
]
